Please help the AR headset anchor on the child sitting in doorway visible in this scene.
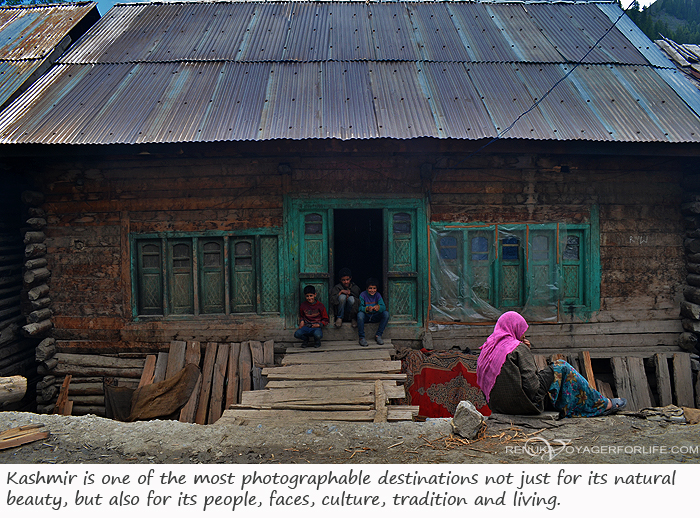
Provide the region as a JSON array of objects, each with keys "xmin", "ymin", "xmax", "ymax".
[
  {"xmin": 329, "ymin": 267, "xmax": 361, "ymax": 328},
  {"xmin": 294, "ymin": 285, "xmax": 329, "ymax": 348},
  {"xmin": 357, "ymin": 278, "xmax": 390, "ymax": 347}
]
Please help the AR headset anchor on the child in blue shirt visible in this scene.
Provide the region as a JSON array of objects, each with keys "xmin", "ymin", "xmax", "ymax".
[{"xmin": 357, "ymin": 278, "xmax": 389, "ymax": 347}]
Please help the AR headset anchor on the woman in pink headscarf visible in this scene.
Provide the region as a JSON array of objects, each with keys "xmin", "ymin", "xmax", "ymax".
[{"xmin": 477, "ymin": 311, "xmax": 626, "ymax": 418}]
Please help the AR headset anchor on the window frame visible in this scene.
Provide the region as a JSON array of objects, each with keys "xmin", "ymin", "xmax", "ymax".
[
  {"xmin": 131, "ymin": 230, "xmax": 282, "ymax": 320},
  {"xmin": 431, "ymin": 215, "xmax": 599, "ymax": 322}
]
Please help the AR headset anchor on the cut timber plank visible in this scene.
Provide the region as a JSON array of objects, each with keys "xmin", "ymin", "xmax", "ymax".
[
  {"xmin": 54, "ymin": 375, "xmax": 72, "ymax": 415},
  {"xmin": 138, "ymin": 355, "xmax": 157, "ymax": 388},
  {"xmin": 225, "ymin": 343, "xmax": 241, "ymax": 408},
  {"xmin": 265, "ymin": 373, "xmax": 408, "ymax": 381},
  {"xmin": 0, "ymin": 425, "xmax": 49, "ymax": 451},
  {"xmin": 220, "ymin": 409, "xmax": 377, "ymax": 422},
  {"xmin": 263, "ymin": 380, "xmax": 405, "ymax": 399},
  {"xmin": 165, "ymin": 340, "xmax": 186, "ymax": 379},
  {"xmin": 208, "ymin": 343, "xmax": 230, "ymax": 424},
  {"xmin": 282, "ymin": 349, "xmax": 391, "ymax": 365},
  {"xmin": 578, "ymin": 351, "xmax": 596, "ymax": 390},
  {"xmin": 195, "ymin": 342, "xmax": 218, "ymax": 425},
  {"xmin": 387, "ymin": 406, "xmax": 420, "ymax": 421},
  {"xmin": 284, "ymin": 342, "xmax": 394, "ymax": 354},
  {"xmin": 654, "ymin": 353, "xmax": 673, "ymax": 407},
  {"xmin": 263, "ymin": 340, "xmax": 274, "ymax": 365},
  {"xmin": 550, "ymin": 354, "xmax": 566, "ymax": 363},
  {"xmin": 241, "ymin": 383, "xmax": 376, "ymax": 406},
  {"xmin": 263, "ymin": 360, "xmax": 401, "ymax": 377},
  {"xmin": 250, "ymin": 341, "xmax": 264, "ymax": 390},
  {"xmin": 626, "ymin": 357, "xmax": 653, "ymax": 410},
  {"xmin": 611, "ymin": 357, "xmax": 635, "ymax": 410},
  {"xmin": 184, "ymin": 341, "xmax": 201, "ymax": 367},
  {"xmin": 153, "ymin": 352, "xmax": 169, "ymax": 384},
  {"xmin": 672, "ymin": 353, "xmax": 695, "ymax": 407},
  {"xmin": 596, "ymin": 379, "xmax": 614, "ymax": 400},
  {"xmin": 238, "ymin": 341, "xmax": 253, "ymax": 396},
  {"xmin": 179, "ymin": 372, "xmax": 202, "ymax": 423},
  {"xmin": 374, "ymin": 379, "xmax": 387, "ymax": 423}
]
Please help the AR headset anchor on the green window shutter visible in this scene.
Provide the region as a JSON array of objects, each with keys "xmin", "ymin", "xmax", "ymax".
[
  {"xmin": 199, "ymin": 238, "xmax": 225, "ymax": 314},
  {"xmin": 528, "ymin": 229, "xmax": 557, "ymax": 306},
  {"xmin": 387, "ymin": 211, "xmax": 417, "ymax": 322},
  {"xmin": 562, "ymin": 230, "xmax": 585, "ymax": 308},
  {"xmin": 260, "ymin": 235, "xmax": 280, "ymax": 313},
  {"xmin": 499, "ymin": 231, "xmax": 524, "ymax": 307},
  {"xmin": 232, "ymin": 238, "xmax": 256, "ymax": 313},
  {"xmin": 168, "ymin": 240, "xmax": 194, "ymax": 314},
  {"xmin": 137, "ymin": 240, "xmax": 163, "ymax": 315}
]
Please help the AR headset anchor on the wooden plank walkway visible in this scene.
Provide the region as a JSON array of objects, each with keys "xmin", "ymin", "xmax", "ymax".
[{"xmin": 220, "ymin": 339, "xmax": 418, "ymax": 424}]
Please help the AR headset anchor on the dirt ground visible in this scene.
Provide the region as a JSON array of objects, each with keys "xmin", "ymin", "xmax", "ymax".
[{"xmin": 1, "ymin": 408, "xmax": 699, "ymax": 464}]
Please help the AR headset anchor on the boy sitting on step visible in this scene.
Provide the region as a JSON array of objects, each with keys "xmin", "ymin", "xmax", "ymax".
[{"xmin": 294, "ymin": 285, "xmax": 329, "ymax": 348}]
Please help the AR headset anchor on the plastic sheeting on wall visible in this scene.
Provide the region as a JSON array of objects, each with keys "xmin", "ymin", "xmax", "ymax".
[{"xmin": 429, "ymin": 222, "xmax": 586, "ymax": 324}]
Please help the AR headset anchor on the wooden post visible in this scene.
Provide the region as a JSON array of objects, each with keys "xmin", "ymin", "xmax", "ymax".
[{"xmin": 373, "ymin": 379, "xmax": 387, "ymax": 423}]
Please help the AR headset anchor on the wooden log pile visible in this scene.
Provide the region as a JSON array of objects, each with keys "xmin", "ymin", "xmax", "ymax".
[{"xmin": 220, "ymin": 339, "xmax": 419, "ymax": 424}]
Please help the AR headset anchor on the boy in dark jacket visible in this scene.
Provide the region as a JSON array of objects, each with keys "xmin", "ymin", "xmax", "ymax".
[
  {"xmin": 294, "ymin": 285, "xmax": 329, "ymax": 348},
  {"xmin": 357, "ymin": 278, "xmax": 390, "ymax": 347},
  {"xmin": 329, "ymin": 267, "xmax": 361, "ymax": 328}
]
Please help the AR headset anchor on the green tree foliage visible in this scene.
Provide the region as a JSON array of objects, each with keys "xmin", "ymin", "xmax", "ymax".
[{"xmin": 625, "ymin": 0, "xmax": 700, "ymax": 44}]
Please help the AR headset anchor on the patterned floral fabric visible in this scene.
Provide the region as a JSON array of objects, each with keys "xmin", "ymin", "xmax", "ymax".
[
  {"xmin": 399, "ymin": 349, "xmax": 491, "ymax": 418},
  {"xmin": 549, "ymin": 360, "xmax": 607, "ymax": 418}
]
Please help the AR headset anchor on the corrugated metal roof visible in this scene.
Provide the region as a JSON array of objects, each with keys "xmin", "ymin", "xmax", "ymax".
[
  {"xmin": 0, "ymin": 3, "xmax": 98, "ymax": 110},
  {"xmin": 1, "ymin": 0, "xmax": 700, "ymax": 146}
]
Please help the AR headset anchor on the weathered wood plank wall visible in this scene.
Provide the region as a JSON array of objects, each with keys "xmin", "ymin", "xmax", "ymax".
[{"xmin": 7, "ymin": 139, "xmax": 692, "ymax": 413}]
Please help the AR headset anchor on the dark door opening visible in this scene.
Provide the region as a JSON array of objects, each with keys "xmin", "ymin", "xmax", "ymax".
[{"xmin": 333, "ymin": 209, "xmax": 384, "ymax": 293}]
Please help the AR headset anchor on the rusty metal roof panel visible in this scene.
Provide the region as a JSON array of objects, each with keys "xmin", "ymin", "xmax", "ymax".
[
  {"xmin": 445, "ymin": 3, "xmax": 522, "ymax": 63},
  {"xmin": 467, "ymin": 62, "xmax": 557, "ymax": 140},
  {"xmin": 515, "ymin": 63, "xmax": 613, "ymax": 141},
  {"xmin": 327, "ymin": 3, "xmax": 375, "ymax": 61},
  {"xmin": 236, "ymin": 2, "xmax": 293, "ymax": 62},
  {"xmin": 321, "ymin": 61, "xmax": 378, "ymax": 139},
  {"xmin": 404, "ymin": 3, "xmax": 471, "ymax": 62},
  {"xmin": 283, "ymin": 2, "xmax": 332, "ymax": 62},
  {"xmin": 525, "ymin": 2, "xmax": 647, "ymax": 64},
  {"xmin": 0, "ymin": 59, "xmax": 39, "ymax": 108},
  {"xmin": 0, "ymin": 3, "xmax": 96, "ymax": 60},
  {"xmin": 367, "ymin": 2, "xmax": 420, "ymax": 61},
  {"xmin": 420, "ymin": 61, "xmax": 495, "ymax": 139}
]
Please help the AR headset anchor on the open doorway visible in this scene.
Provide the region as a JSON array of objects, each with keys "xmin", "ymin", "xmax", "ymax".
[{"xmin": 333, "ymin": 209, "xmax": 384, "ymax": 293}]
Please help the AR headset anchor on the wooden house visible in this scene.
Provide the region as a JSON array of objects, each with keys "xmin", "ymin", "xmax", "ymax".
[
  {"xmin": 0, "ymin": 2, "xmax": 99, "ymax": 409},
  {"xmin": 1, "ymin": 0, "xmax": 699, "ymax": 415}
]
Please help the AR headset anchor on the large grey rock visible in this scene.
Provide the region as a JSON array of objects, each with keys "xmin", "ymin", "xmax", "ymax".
[{"xmin": 451, "ymin": 400, "xmax": 486, "ymax": 439}]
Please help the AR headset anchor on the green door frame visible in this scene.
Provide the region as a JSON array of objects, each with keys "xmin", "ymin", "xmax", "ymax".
[{"xmin": 284, "ymin": 196, "xmax": 428, "ymax": 329}]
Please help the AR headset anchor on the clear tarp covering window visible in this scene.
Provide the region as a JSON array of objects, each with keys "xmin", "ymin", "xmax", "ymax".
[{"xmin": 430, "ymin": 223, "xmax": 585, "ymax": 323}]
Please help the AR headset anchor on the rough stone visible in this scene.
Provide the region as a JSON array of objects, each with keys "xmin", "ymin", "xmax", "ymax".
[{"xmin": 451, "ymin": 400, "xmax": 486, "ymax": 439}]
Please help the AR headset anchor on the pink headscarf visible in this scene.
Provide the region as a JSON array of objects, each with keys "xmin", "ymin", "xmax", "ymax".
[{"xmin": 476, "ymin": 311, "xmax": 529, "ymax": 401}]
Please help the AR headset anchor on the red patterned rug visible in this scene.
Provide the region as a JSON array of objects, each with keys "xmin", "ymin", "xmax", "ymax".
[{"xmin": 399, "ymin": 349, "xmax": 491, "ymax": 418}]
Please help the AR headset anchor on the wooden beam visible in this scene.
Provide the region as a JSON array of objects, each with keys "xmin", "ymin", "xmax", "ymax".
[
  {"xmin": 0, "ymin": 375, "xmax": 27, "ymax": 405},
  {"xmin": 225, "ymin": 343, "xmax": 241, "ymax": 408},
  {"xmin": 54, "ymin": 375, "xmax": 72, "ymax": 415},
  {"xmin": 179, "ymin": 372, "xmax": 202, "ymax": 424},
  {"xmin": 152, "ymin": 352, "xmax": 169, "ymax": 384},
  {"xmin": 374, "ymin": 380, "xmax": 387, "ymax": 423}
]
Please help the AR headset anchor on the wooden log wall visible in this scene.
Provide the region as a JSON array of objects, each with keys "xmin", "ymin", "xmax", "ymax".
[
  {"xmin": 0, "ymin": 180, "xmax": 42, "ymax": 411},
  {"xmin": 5, "ymin": 140, "xmax": 696, "ymax": 401}
]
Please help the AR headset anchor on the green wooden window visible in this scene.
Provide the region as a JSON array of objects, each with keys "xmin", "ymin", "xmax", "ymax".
[
  {"xmin": 433, "ymin": 223, "xmax": 596, "ymax": 320},
  {"xmin": 134, "ymin": 233, "xmax": 280, "ymax": 317}
]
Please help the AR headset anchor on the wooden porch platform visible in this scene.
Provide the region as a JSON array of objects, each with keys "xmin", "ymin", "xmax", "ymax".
[{"xmin": 219, "ymin": 339, "xmax": 419, "ymax": 424}]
